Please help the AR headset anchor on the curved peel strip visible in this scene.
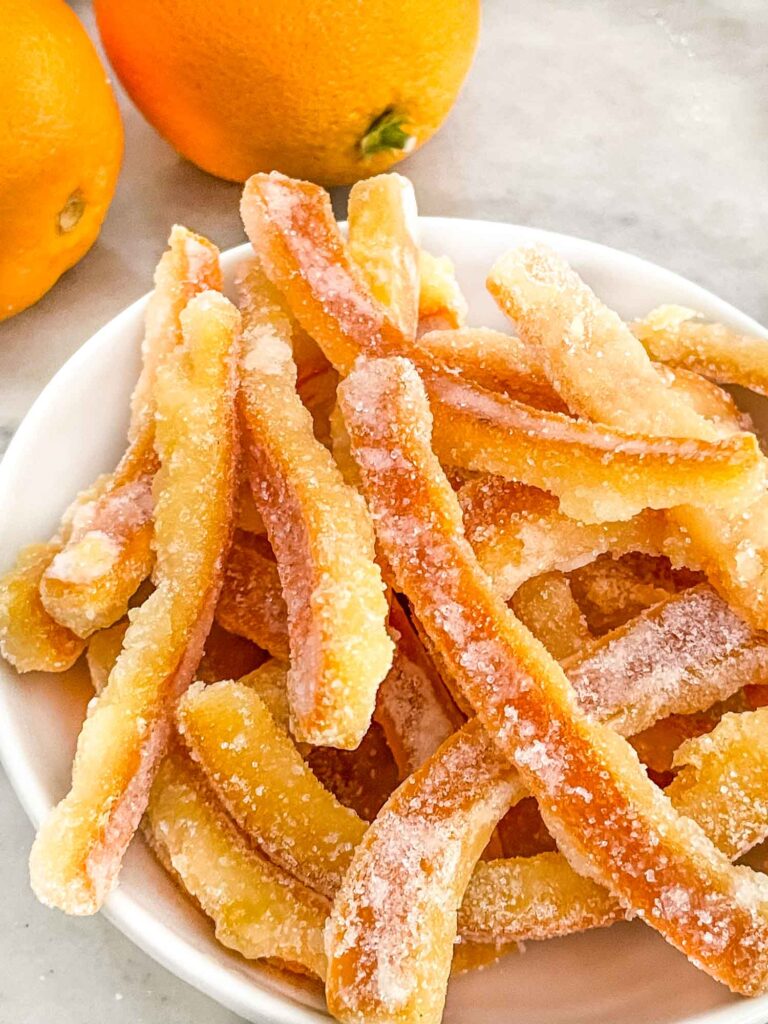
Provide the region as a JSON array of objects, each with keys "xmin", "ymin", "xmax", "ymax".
[
  {"xmin": 669, "ymin": 707, "xmax": 768, "ymax": 859},
  {"xmin": 659, "ymin": 364, "xmax": 750, "ymax": 434},
  {"xmin": 325, "ymin": 719, "xmax": 524, "ymax": 1024},
  {"xmin": 567, "ymin": 552, "xmax": 696, "ymax": 634},
  {"xmin": 418, "ymin": 327, "xmax": 565, "ymax": 409},
  {"xmin": 462, "ymin": 705, "xmax": 768, "ymax": 944},
  {"xmin": 562, "ymin": 584, "xmax": 768, "ymax": 737},
  {"xmin": 40, "ymin": 473, "xmax": 155, "ymax": 638},
  {"xmin": 488, "ymin": 244, "xmax": 768, "ymax": 628},
  {"xmin": 177, "ymin": 679, "xmax": 367, "ymax": 899},
  {"xmin": 86, "ymin": 619, "xmax": 129, "ymax": 693},
  {"xmin": 144, "ymin": 747, "xmax": 328, "ymax": 978},
  {"xmin": 240, "ymin": 171, "xmax": 400, "ymax": 375},
  {"xmin": 510, "ymin": 572, "xmax": 592, "ymax": 661},
  {"xmin": 336, "ymin": 355, "xmax": 768, "ymax": 1005},
  {"xmin": 38, "ymin": 226, "xmax": 221, "ymax": 638},
  {"xmin": 374, "ymin": 597, "xmax": 465, "ymax": 780},
  {"xmin": 29, "ymin": 291, "xmax": 240, "ymax": 914},
  {"xmin": 237, "ymin": 259, "xmax": 392, "ymax": 748},
  {"xmin": 425, "ymin": 371, "xmax": 762, "ymax": 523},
  {"xmin": 633, "ymin": 306, "xmax": 768, "ymax": 399},
  {"xmin": 347, "ymin": 174, "xmax": 420, "ymax": 339}
]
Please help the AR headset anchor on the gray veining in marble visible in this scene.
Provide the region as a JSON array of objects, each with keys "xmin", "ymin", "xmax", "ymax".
[{"xmin": 1, "ymin": 1, "xmax": 766, "ymax": 1020}]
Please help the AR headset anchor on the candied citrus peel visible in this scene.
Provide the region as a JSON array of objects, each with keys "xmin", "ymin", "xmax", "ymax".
[
  {"xmin": 236, "ymin": 258, "xmax": 392, "ymax": 748},
  {"xmin": 38, "ymin": 226, "xmax": 221, "ymax": 638},
  {"xmin": 374, "ymin": 597, "xmax": 464, "ymax": 780},
  {"xmin": 326, "ymin": 719, "xmax": 524, "ymax": 1024},
  {"xmin": 0, "ymin": 543, "xmax": 86, "ymax": 672},
  {"xmin": 0, "ymin": 227, "xmax": 221, "ymax": 671},
  {"xmin": 488, "ymin": 245, "xmax": 768, "ymax": 629},
  {"xmin": 510, "ymin": 571, "xmax": 591, "ymax": 661},
  {"xmin": 336, "ymin": 355, "xmax": 768, "ymax": 1003},
  {"xmin": 347, "ymin": 174, "xmax": 420, "ymax": 338},
  {"xmin": 177, "ymin": 678, "xmax": 367, "ymax": 898},
  {"xmin": 632, "ymin": 306, "xmax": 768, "ymax": 400},
  {"xmin": 462, "ymin": 704, "xmax": 768, "ymax": 946},
  {"xmin": 458, "ymin": 477, "xmax": 677, "ymax": 601},
  {"xmin": 416, "ymin": 249, "xmax": 468, "ymax": 334},
  {"xmin": 29, "ymin": 290, "xmax": 240, "ymax": 914},
  {"xmin": 144, "ymin": 747, "xmax": 329, "ymax": 978},
  {"xmin": 425, "ymin": 371, "xmax": 763, "ymax": 523}
]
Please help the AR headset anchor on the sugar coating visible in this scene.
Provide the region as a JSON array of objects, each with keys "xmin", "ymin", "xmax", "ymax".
[
  {"xmin": 326, "ymin": 720, "xmax": 524, "ymax": 1023},
  {"xmin": 374, "ymin": 601, "xmax": 464, "ymax": 779},
  {"xmin": 564, "ymin": 585, "xmax": 768, "ymax": 737},
  {"xmin": 236, "ymin": 256, "xmax": 393, "ymax": 749},
  {"xmin": 489, "ymin": 244, "xmax": 768, "ymax": 629},
  {"xmin": 632, "ymin": 306, "xmax": 768, "ymax": 400},
  {"xmin": 144, "ymin": 747, "xmax": 328, "ymax": 978},
  {"xmin": 347, "ymin": 174, "xmax": 420, "ymax": 339},
  {"xmin": 417, "ymin": 251, "xmax": 468, "ymax": 331},
  {"xmin": 0, "ymin": 542, "xmax": 85, "ymax": 672},
  {"xmin": 425, "ymin": 370, "xmax": 762, "ymax": 524},
  {"xmin": 29, "ymin": 287, "xmax": 239, "ymax": 915},
  {"xmin": 177, "ymin": 679, "xmax": 367, "ymax": 898},
  {"xmin": 338, "ymin": 355, "xmax": 768, "ymax": 1001},
  {"xmin": 459, "ymin": 476, "xmax": 679, "ymax": 600}
]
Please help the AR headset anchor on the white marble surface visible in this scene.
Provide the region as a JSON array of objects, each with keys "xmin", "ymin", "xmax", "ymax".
[{"xmin": 1, "ymin": 1, "xmax": 766, "ymax": 1020}]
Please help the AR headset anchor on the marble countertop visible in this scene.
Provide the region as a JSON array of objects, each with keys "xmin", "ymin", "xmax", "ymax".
[{"xmin": 1, "ymin": 1, "xmax": 766, "ymax": 1020}]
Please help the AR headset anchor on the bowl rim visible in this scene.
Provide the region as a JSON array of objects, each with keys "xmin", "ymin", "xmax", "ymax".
[{"xmin": 1, "ymin": 216, "xmax": 767, "ymax": 1024}]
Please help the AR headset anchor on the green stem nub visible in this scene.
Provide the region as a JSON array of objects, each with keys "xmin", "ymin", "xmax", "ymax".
[{"xmin": 360, "ymin": 108, "xmax": 414, "ymax": 158}]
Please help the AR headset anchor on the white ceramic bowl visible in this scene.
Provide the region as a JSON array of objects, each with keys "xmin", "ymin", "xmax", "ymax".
[{"xmin": 2, "ymin": 219, "xmax": 768, "ymax": 1024}]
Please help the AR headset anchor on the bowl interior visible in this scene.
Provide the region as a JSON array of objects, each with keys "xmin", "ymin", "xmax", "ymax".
[{"xmin": 1, "ymin": 218, "xmax": 768, "ymax": 1024}]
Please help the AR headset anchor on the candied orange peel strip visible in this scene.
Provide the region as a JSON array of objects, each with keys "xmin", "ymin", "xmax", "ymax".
[
  {"xmin": 214, "ymin": 529, "xmax": 289, "ymax": 659},
  {"xmin": 0, "ymin": 227, "xmax": 219, "ymax": 670},
  {"xmin": 240, "ymin": 172, "xmax": 399, "ymax": 375},
  {"xmin": 177, "ymin": 679, "xmax": 367, "ymax": 899},
  {"xmin": 458, "ymin": 477, "xmax": 677, "ymax": 601},
  {"xmin": 462, "ymin": 704, "xmax": 768, "ymax": 945},
  {"xmin": 659, "ymin": 364, "xmax": 750, "ymax": 434},
  {"xmin": 0, "ymin": 543, "xmax": 86, "ymax": 672},
  {"xmin": 86, "ymin": 619, "xmax": 129, "ymax": 693},
  {"xmin": 347, "ymin": 173, "xmax": 420, "ymax": 339},
  {"xmin": 240, "ymin": 173, "xmax": 545, "ymax": 400},
  {"xmin": 488, "ymin": 244, "xmax": 768, "ymax": 629},
  {"xmin": 326, "ymin": 719, "xmax": 525, "ymax": 1024},
  {"xmin": 144, "ymin": 747, "xmax": 329, "ymax": 978},
  {"xmin": 425, "ymin": 370, "xmax": 762, "ymax": 523},
  {"xmin": 37, "ymin": 226, "xmax": 222, "ymax": 639},
  {"xmin": 335, "ymin": 355, "xmax": 768, "ymax": 1005},
  {"xmin": 29, "ymin": 291, "xmax": 240, "ymax": 914},
  {"xmin": 632, "ymin": 305, "xmax": 768, "ymax": 399},
  {"xmin": 236, "ymin": 259, "xmax": 392, "ymax": 748},
  {"xmin": 417, "ymin": 327, "xmax": 565, "ymax": 409},
  {"xmin": 562, "ymin": 584, "xmax": 768, "ymax": 737}
]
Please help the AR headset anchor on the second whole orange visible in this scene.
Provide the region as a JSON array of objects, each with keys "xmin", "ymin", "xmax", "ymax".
[{"xmin": 94, "ymin": 0, "xmax": 480, "ymax": 186}]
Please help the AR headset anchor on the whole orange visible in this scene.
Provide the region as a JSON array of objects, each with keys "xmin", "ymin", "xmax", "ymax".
[
  {"xmin": 0, "ymin": 0, "xmax": 123, "ymax": 321},
  {"xmin": 94, "ymin": 0, "xmax": 480, "ymax": 186}
]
